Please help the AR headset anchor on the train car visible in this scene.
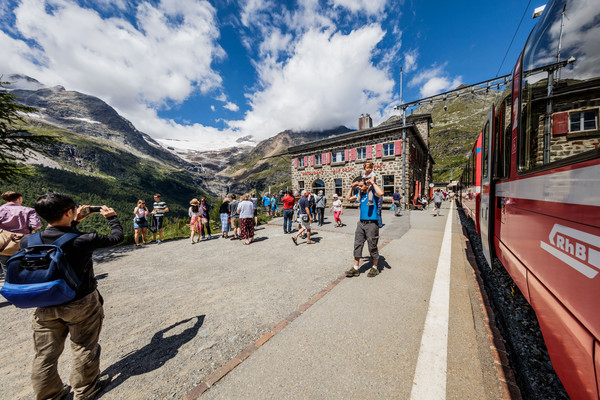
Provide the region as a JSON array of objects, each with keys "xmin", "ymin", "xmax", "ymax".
[
  {"xmin": 460, "ymin": 0, "xmax": 600, "ymax": 398},
  {"xmin": 460, "ymin": 133, "xmax": 482, "ymax": 233}
]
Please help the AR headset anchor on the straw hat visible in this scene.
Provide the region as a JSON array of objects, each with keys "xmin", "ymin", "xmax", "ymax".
[{"xmin": 190, "ymin": 198, "xmax": 200, "ymax": 206}]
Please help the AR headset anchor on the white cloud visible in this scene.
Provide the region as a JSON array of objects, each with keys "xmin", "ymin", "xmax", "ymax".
[
  {"xmin": 224, "ymin": 102, "xmax": 239, "ymax": 112},
  {"xmin": 229, "ymin": 25, "xmax": 395, "ymax": 139},
  {"xmin": 408, "ymin": 64, "xmax": 462, "ymax": 97},
  {"xmin": 2, "ymin": 0, "xmax": 401, "ymax": 151},
  {"xmin": 403, "ymin": 49, "xmax": 418, "ymax": 73},
  {"xmin": 331, "ymin": 0, "xmax": 388, "ymax": 15},
  {"xmin": 1, "ymin": 0, "xmax": 225, "ymax": 146}
]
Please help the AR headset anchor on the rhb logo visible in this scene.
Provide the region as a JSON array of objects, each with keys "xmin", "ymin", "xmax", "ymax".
[{"xmin": 540, "ymin": 224, "xmax": 600, "ymax": 279}]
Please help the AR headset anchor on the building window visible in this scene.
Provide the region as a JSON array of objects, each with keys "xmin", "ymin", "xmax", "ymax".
[
  {"xmin": 298, "ymin": 181, "xmax": 304, "ymax": 192},
  {"xmin": 315, "ymin": 154, "xmax": 322, "ymax": 165},
  {"xmin": 333, "ymin": 151, "xmax": 345, "ymax": 163},
  {"xmin": 382, "ymin": 175, "xmax": 394, "ymax": 196},
  {"xmin": 299, "ymin": 157, "xmax": 305, "ymax": 167},
  {"xmin": 570, "ymin": 110, "xmax": 598, "ymax": 133},
  {"xmin": 383, "ymin": 143, "xmax": 394, "ymax": 157},
  {"xmin": 356, "ymin": 147, "xmax": 366, "ymax": 160},
  {"xmin": 334, "ymin": 178, "xmax": 343, "ymax": 196}
]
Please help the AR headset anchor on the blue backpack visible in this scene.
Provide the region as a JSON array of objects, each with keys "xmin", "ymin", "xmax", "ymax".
[{"xmin": 0, "ymin": 232, "xmax": 81, "ymax": 308}]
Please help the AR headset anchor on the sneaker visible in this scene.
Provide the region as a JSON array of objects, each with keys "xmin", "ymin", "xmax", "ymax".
[
  {"xmin": 82, "ymin": 375, "xmax": 111, "ymax": 400},
  {"xmin": 201, "ymin": 236, "xmax": 205, "ymax": 240},
  {"xmin": 345, "ymin": 267, "xmax": 360, "ymax": 277},
  {"xmin": 292, "ymin": 236, "xmax": 298, "ymax": 246},
  {"xmin": 157, "ymin": 240, "xmax": 162, "ymax": 244},
  {"xmin": 149, "ymin": 240, "xmax": 156, "ymax": 243},
  {"xmin": 230, "ymin": 237, "xmax": 237, "ymax": 240},
  {"xmin": 367, "ymin": 267, "xmax": 379, "ymax": 277}
]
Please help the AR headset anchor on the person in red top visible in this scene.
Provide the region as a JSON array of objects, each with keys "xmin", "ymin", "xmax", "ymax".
[{"xmin": 282, "ymin": 191, "xmax": 296, "ymax": 234}]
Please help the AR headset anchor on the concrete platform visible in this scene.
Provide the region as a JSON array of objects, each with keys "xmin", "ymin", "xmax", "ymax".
[{"xmin": 192, "ymin": 203, "xmax": 510, "ymax": 400}]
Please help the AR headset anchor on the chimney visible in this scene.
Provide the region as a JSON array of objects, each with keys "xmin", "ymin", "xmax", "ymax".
[{"xmin": 358, "ymin": 113, "xmax": 373, "ymax": 130}]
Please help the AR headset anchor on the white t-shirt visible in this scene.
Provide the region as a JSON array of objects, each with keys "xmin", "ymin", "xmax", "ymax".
[
  {"xmin": 332, "ymin": 199, "xmax": 342, "ymax": 212},
  {"xmin": 237, "ymin": 200, "xmax": 254, "ymax": 219},
  {"xmin": 134, "ymin": 207, "xmax": 148, "ymax": 218}
]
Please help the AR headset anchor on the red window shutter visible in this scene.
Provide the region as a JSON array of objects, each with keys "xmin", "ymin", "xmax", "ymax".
[
  {"xmin": 321, "ymin": 153, "xmax": 326, "ymax": 164},
  {"xmin": 293, "ymin": 158, "xmax": 298, "ymax": 168},
  {"xmin": 375, "ymin": 144, "xmax": 383, "ymax": 158},
  {"xmin": 310, "ymin": 155, "xmax": 314, "ymax": 166},
  {"xmin": 366, "ymin": 146, "xmax": 372, "ymax": 159},
  {"xmin": 304, "ymin": 156, "xmax": 308, "ymax": 166},
  {"xmin": 344, "ymin": 149, "xmax": 349, "ymax": 161},
  {"xmin": 351, "ymin": 148, "xmax": 356, "ymax": 161},
  {"xmin": 553, "ymin": 112, "xmax": 569, "ymax": 135},
  {"xmin": 394, "ymin": 140, "xmax": 402, "ymax": 155},
  {"xmin": 325, "ymin": 152, "xmax": 331, "ymax": 164}
]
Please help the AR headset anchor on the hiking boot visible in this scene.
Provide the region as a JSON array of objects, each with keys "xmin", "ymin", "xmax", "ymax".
[
  {"xmin": 345, "ymin": 267, "xmax": 360, "ymax": 277},
  {"xmin": 82, "ymin": 375, "xmax": 110, "ymax": 400},
  {"xmin": 367, "ymin": 267, "xmax": 379, "ymax": 277}
]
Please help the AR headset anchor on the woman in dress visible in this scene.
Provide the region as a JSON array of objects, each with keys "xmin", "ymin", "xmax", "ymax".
[
  {"xmin": 189, "ymin": 198, "xmax": 203, "ymax": 244},
  {"xmin": 133, "ymin": 199, "xmax": 149, "ymax": 246},
  {"xmin": 237, "ymin": 194, "xmax": 255, "ymax": 245},
  {"xmin": 219, "ymin": 197, "xmax": 231, "ymax": 238},
  {"xmin": 330, "ymin": 193, "xmax": 344, "ymax": 227}
]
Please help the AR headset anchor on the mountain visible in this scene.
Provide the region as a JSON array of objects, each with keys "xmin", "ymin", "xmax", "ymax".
[
  {"xmin": 381, "ymin": 89, "xmax": 501, "ymax": 182},
  {"xmin": 212, "ymin": 126, "xmax": 352, "ymax": 194},
  {"xmin": 1, "ymin": 75, "xmax": 211, "ymax": 240}
]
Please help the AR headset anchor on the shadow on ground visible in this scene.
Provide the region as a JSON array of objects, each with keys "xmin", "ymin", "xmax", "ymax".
[{"xmin": 98, "ymin": 315, "xmax": 205, "ymax": 398}]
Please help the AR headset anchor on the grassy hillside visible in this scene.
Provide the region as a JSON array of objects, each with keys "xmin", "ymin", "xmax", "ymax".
[
  {"xmin": 418, "ymin": 90, "xmax": 501, "ymax": 182},
  {"xmin": 1, "ymin": 120, "xmax": 213, "ymax": 243}
]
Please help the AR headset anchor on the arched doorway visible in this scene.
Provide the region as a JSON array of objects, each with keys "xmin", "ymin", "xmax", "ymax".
[{"xmin": 312, "ymin": 179, "xmax": 325, "ymax": 194}]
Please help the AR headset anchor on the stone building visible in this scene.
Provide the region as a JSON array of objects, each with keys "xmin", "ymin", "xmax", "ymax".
[{"xmin": 288, "ymin": 114, "xmax": 434, "ymax": 205}]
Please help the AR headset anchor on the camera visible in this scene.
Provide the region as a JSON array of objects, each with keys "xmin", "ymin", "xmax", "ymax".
[{"xmin": 81, "ymin": 206, "xmax": 102, "ymax": 216}]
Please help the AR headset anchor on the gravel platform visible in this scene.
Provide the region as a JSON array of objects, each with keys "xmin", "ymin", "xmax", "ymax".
[{"xmin": 0, "ymin": 210, "xmax": 408, "ymax": 399}]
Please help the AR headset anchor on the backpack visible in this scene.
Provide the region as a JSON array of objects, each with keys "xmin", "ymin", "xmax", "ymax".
[{"xmin": 0, "ymin": 232, "xmax": 82, "ymax": 308}]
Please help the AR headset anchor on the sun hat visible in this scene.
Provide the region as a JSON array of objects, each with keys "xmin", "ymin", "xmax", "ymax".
[
  {"xmin": 333, "ymin": 193, "xmax": 338, "ymax": 197},
  {"xmin": 190, "ymin": 198, "xmax": 200, "ymax": 205}
]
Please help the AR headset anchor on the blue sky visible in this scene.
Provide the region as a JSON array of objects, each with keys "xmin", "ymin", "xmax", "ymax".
[{"xmin": 0, "ymin": 0, "xmax": 541, "ymax": 150}]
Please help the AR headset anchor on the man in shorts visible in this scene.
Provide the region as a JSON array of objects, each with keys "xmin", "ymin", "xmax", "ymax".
[
  {"xmin": 229, "ymin": 194, "xmax": 241, "ymax": 240},
  {"xmin": 345, "ymin": 177, "xmax": 384, "ymax": 278},
  {"xmin": 292, "ymin": 190, "xmax": 314, "ymax": 245},
  {"xmin": 151, "ymin": 194, "xmax": 169, "ymax": 244}
]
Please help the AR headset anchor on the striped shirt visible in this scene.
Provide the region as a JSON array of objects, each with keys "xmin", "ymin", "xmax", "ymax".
[{"xmin": 152, "ymin": 201, "xmax": 168, "ymax": 217}]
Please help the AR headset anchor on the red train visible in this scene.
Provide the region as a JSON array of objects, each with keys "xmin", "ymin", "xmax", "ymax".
[{"xmin": 458, "ymin": 1, "xmax": 600, "ymax": 398}]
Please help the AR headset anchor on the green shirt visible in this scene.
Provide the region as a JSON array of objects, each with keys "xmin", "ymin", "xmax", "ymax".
[{"xmin": 153, "ymin": 201, "xmax": 168, "ymax": 217}]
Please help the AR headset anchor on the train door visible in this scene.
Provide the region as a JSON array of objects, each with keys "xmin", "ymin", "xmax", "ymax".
[{"xmin": 479, "ymin": 106, "xmax": 495, "ymax": 266}]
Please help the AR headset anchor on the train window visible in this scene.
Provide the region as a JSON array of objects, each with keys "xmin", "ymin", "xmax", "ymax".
[
  {"xmin": 482, "ymin": 121, "xmax": 489, "ymax": 179},
  {"xmin": 493, "ymin": 93, "xmax": 512, "ymax": 180},
  {"xmin": 519, "ymin": 0, "xmax": 600, "ymax": 172}
]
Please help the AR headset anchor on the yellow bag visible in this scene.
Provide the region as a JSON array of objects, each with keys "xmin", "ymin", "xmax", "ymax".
[{"xmin": 0, "ymin": 229, "xmax": 24, "ymax": 256}]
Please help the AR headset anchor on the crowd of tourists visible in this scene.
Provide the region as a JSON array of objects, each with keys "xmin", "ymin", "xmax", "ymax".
[{"xmin": 0, "ymin": 176, "xmax": 442, "ymax": 399}]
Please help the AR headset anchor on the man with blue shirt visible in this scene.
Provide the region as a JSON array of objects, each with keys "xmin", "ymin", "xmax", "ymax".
[
  {"xmin": 345, "ymin": 177, "xmax": 384, "ymax": 278},
  {"xmin": 262, "ymin": 193, "xmax": 271, "ymax": 216}
]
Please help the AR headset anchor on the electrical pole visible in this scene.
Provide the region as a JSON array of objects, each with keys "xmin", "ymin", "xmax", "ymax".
[{"xmin": 401, "ymin": 67, "xmax": 407, "ymax": 210}]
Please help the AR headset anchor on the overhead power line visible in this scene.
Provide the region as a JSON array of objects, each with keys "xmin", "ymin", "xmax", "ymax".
[{"xmin": 496, "ymin": 0, "xmax": 533, "ymax": 77}]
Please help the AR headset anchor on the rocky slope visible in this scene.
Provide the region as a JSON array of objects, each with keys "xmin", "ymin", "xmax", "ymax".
[{"xmin": 214, "ymin": 126, "xmax": 352, "ymax": 194}]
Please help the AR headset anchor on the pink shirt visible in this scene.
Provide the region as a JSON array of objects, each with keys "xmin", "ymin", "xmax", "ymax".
[{"xmin": 0, "ymin": 203, "xmax": 42, "ymax": 234}]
